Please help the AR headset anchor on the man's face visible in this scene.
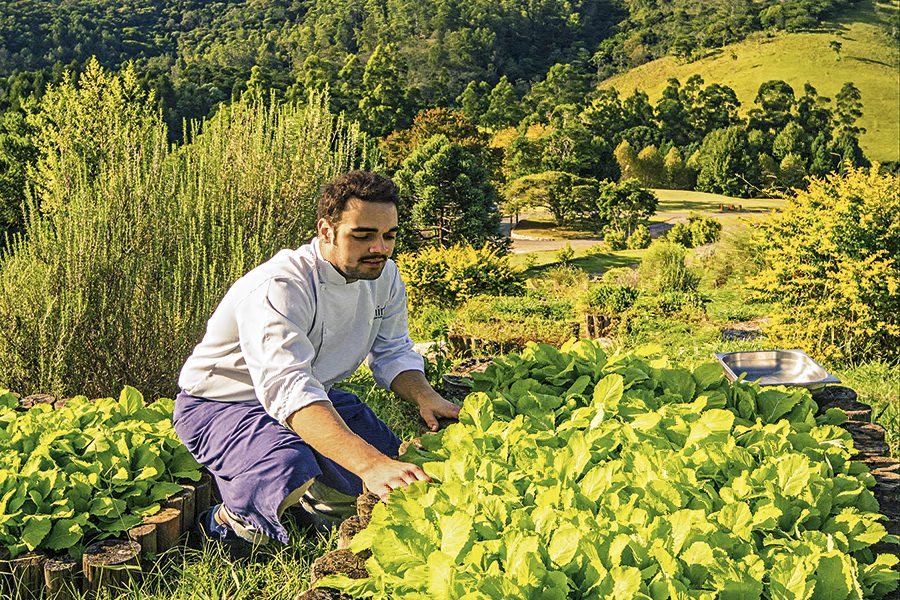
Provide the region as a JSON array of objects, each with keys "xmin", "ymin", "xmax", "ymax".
[{"xmin": 318, "ymin": 197, "xmax": 398, "ymax": 282}]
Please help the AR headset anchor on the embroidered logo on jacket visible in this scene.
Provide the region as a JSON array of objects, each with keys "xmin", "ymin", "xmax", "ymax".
[{"xmin": 374, "ymin": 305, "xmax": 385, "ymax": 319}]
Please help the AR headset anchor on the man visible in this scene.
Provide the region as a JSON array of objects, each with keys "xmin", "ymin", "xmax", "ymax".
[{"xmin": 173, "ymin": 171, "xmax": 460, "ymax": 551}]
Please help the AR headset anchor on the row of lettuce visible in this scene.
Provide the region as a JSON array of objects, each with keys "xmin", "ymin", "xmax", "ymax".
[
  {"xmin": 0, "ymin": 388, "xmax": 202, "ymax": 559},
  {"xmin": 321, "ymin": 341, "xmax": 899, "ymax": 599}
]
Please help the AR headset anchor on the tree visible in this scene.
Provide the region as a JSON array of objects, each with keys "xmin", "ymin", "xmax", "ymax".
[
  {"xmin": 583, "ymin": 179, "xmax": 657, "ymax": 236},
  {"xmin": 779, "ymin": 153, "xmax": 807, "ymax": 189},
  {"xmin": 655, "ymin": 78, "xmax": 691, "ymax": 147},
  {"xmin": 483, "ymin": 76, "xmax": 524, "ymax": 129},
  {"xmin": 524, "ymin": 62, "xmax": 591, "ymax": 122},
  {"xmin": 694, "ymin": 126, "xmax": 760, "ymax": 197},
  {"xmin": 382, "ymin": 108, "xmax": 486, "ymax": 170},
  {"xmin": 395, "ymin": 135, "xmax": 500, "ymax": 249},
  {"xmin": 358, "ymin": 43, "xmax": 415, "ymax": 136},
  {"xmin": 663, "ymin": 147, "xmax": 693, "ymax": 189},
  {"xmin": 772, "ymin": 121, "xmax": 809, "ymax": 161},
  {"xmin": 614, "ymin": 139, "xmax": 638, "ymax": 182},
  {"xmin": 503, "ymin": 171, "xmax": 595, "ymax": 227},
  {"xmin": 692, "ymin": 83, "xmax": 741, "ymax": 138},
  {"xmin": 457, "ymin": 80, "xmax": 490, "ymax": 123},
  {"xmin": 834, "ymin": 82, "xmax": 865, "ymax": 137},
  {"xmin": 634, "ymin": 145, "xmax": 665, "ymax": 187},
  {"xmin": 748, "ymin": 80, "xmax": 795, "ymax": 134}
]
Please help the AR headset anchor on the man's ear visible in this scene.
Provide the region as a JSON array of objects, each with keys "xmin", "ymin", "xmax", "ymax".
[{"xmin": 317, "ymin": 218, "xmax": 333, "ymax": 243}]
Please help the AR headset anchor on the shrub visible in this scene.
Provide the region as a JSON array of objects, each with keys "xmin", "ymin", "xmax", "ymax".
[
  {"xmin": 697, "ymin": 229, "xmax": 765, "ymax": 287},
  {"xmin": 748, "ymin": 167, "xmax": 900, "ymax": 361},
  {"xmin": 0, "ymin": 65, "xmax": 363, "ymax": 398},
  {"xmin": 556, "ymin": 243, "xmax": 575, "ymax": 266},
  {"xmin": 666, "ymin": 222, "xmax": 693, "ymax": 247},
  {"xmin": 688, "ymin": 213, "xmax": 722, "ymax": 246},
  {"xmin": 581, "ymin": 284, "xmax": 639, "ymax": 314},
  {"xmin": 601, "ymin": 267, "xmax": 640, "ymax": 287},
  {"xmin": 604, "ymin": 228, "xmax": 626, "ymax": 250},
  {"xmin": 627, "ymin": 224, "xmax": 652, "ymax": 249},
  {"xmin": 652, "ymin": 290, "xmax": 708, "ymax": 316},
  {"xmin": 449, "ymin": 295, "xmax": 577, "ymax": 351},
  {"xmin": 638, "ymin": 240, "xmax": 701, "ymax": 293},
  {"xmin": 397, "ymin": 244, "xmax": 525, "ymax": 309}
]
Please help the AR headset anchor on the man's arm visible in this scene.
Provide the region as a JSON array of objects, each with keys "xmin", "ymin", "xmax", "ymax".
[
  {"xmin": 390, "ymin": 369, "xmax": 461, "ymax": 432},
  {"xmin": 287, "ymin": 402, "xmax": 429, "ymax": 501}
]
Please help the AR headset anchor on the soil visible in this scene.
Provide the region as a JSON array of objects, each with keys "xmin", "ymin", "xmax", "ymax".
[
  {"xmin": 355, "ymin": 493, "xmax": 380, "ymax": 523},
  {"xmin": 310, "ymin": 550, "xmax": 367, "ymax": 583}
]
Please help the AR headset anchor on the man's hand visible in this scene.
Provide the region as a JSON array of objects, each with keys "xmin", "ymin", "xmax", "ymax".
[
  {"xmin": 417, "ymin": 394, "xmax": 461, "ymax": 432},
  {"xmin": 359, "ymin": 456, "xmax": 431, "ymax": 502},
  {"xmin": 390, "ymin": 370, "xmax": 461, "ymax": 432}
]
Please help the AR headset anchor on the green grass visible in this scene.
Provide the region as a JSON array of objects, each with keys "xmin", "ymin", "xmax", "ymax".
[
  {"xmin": 510, "ymin": 246, "xmax": 645, "ymax": 274},
  {"xmin": 599, "ymin": 0, "xmax": 900, "ymax": 162}
]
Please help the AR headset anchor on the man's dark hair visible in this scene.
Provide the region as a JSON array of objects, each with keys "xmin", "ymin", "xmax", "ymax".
[{"xmin": 317, "ymin": 171, "xmax": 400, "ymax": 224}]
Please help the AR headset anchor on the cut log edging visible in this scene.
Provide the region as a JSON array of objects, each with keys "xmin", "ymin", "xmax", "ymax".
[{"xmin": 7, "ymin": 396, "xmax": 222, "ymax": 597}]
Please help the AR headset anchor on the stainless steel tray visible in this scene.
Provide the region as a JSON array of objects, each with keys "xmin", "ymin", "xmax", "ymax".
[{"xmin": 714, "ymin": 350, "xmax": 840, "ymax": 390}]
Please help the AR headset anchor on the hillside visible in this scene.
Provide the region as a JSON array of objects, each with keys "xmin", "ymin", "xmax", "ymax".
[{"xmin": 598, "ymin": 1, "xmax": 900, "ymax": 162}]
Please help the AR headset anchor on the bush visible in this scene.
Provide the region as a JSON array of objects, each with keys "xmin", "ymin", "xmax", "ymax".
[
  {"xmin": 652, "ymin": 290, "xmax": 708, "ymax": 316},
  {"xmin": 604, "ymin": 228, "xmax": 627, "ymax": 250},
  {"xmin": 601, "ymin": 267, "xmax": 641, "ymax": 288},
  {"xmin": 0, "ymin": 65, "xmax": 362, "ymax": 398},
  {"xmin": 638, "ymin": 240, "xmax": 701, "ymax": 293},
  {"xmin": 450, "ymin": 295, "xmax": 578, "ymax": 351},
  {"xmin": 666, "ymin": 222, "xmax": 693, "ymax": 247},
  {"xmin": 697, "ymin": 229, "xmax": 765, "ymax": 287},
  {"xmin": 688, "ymin": 213, "xmax": 722, "ymax": 246},
  {"xmin": 627, "ymin": 224, "xmax": 652, "ymax": 249},
  {"xmin": 556, "ymin": 243, "xmax": 575, "ymax": 266},
  {"xmin": 748, "ymin": 167, "xmax": 900, "ymax": 361},
  {"xmin": 397, "ymin": 244, "xmax": 525, "ymax": 309},
  {"xmin": 582, "ymin": 284, "xmax": 639, "ymax": 314}
]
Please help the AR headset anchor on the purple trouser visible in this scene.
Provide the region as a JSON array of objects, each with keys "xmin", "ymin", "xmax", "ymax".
[{"xmin": 172, "ymin": 388, "xmax": 400, "ymax": 544}]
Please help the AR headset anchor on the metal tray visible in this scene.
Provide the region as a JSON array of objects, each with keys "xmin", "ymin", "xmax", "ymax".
[{"xmin": 714, "ymin": 350, "xmax": 840, "ymax": 390}]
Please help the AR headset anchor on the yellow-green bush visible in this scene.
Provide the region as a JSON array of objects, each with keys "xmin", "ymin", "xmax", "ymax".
[
  {"xmin": 749, "ymin": 166, "xmax": 899, "ymax": 361},
  {"xmin": 396, "ymin": 244, "xmax": 525, "ymax": 309}
]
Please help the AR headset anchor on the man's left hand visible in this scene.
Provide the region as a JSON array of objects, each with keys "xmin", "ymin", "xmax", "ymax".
[{"xmin": 417, "ymin": 394, "xmax": 461, "ymax": 432}]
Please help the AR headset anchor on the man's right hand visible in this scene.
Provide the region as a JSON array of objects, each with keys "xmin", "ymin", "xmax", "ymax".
[{"xmin": 359, "ymin": 456, "xmax": 431, "ymax": 502}]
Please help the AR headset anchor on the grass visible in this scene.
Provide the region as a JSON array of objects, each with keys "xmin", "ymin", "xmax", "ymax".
[
  {"xmin": 598, "ymin": 0, "xmax": 900, "ymax": 162},
  {"xmin": 510, "ymin": 247, "xmax": 644, "ymax": 274}
]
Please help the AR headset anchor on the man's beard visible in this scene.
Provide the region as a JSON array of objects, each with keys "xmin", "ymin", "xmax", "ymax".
[{"xmin": 342, "ymin": 255, "xmax": 387, "ymax": 280}]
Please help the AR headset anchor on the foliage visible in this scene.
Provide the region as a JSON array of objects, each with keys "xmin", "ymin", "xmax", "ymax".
[
  {"xmin": 504, "ymin": 172, "xmax": 596, "ymax": 227},
  {"xmin": 0, "ymin": 387, "xmax": 201, "ymax": 559},
  {"xmin": 580, "ymin": 179, "xmax": 658, "ymax": 236},
  {"xmin": 666, "ymin": 222, "xmax": 694, "ymax": 247},
  {"xmin": 627, "ymin": 223, "xmax": 652, "ymax": 249},
  {"xmin": 396, "ymin": 244, "xmax": 525, "ymax": 310},
  {"xmin": 603, "ymin": 228, "xmax": 627, "ymax": 250},
  {"xmin": 395, "ymin": 135, "xmax": 501, "ymax": 249},
  {"xmin": 449, "ymin": 296, "xmax": 578, "ymax": 351},
  {"xmin": 0, "ymin": 64, "xmax": 365, "ymax": 398},
  {"xmin": 581, "ymin": 284, "xmax": 639, "ymax": 314},
  {"xmin": 688, "ymin": 214, "xmax": 723, "ymax": 247},
  {"xmin": 639, "ymin": 240, "xmax": 701, "ymax": 293},
  {"xmin": 556, "ymin": 243, "xmax": 575, "ymax": 267},
  {"xmin": 748, "ymin": 167, "xmax": 900, "ymax": 361},
  {"xmin": 322, "ymin": 340, "xmax": 899, "ymax": 598}
]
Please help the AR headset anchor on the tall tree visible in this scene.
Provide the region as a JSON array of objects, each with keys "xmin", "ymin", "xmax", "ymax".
[
  {"xmin": 395, "ymin": 134, "xmax": 500, "ymax": 248},
  {"xmin": 358, "ymin": 43, "xmax": 415, "ymax": 136}
]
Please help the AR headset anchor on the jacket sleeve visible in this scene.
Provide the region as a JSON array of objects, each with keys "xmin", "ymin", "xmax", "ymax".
[
  {"xmin": 367, "ymin": 267, "xmax": 425, "ymax": 390},
  {"xmin": 234, "ymin": 277, "xmax": 331, "ymax": 426}
]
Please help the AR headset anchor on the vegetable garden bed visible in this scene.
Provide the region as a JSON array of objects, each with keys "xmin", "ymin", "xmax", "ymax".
[
  {"xmin": 304, "ymin": 341, "xmax": 899, "ymax": 599},
  {"xmin": 0, "ymin": 388, "xmax": 210, "ymax": 598}
]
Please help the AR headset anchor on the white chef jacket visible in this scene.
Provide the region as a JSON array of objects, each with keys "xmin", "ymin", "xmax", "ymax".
[{"xmin": 178, "ymin": 238, "xmax": 424, "ymax": 426}]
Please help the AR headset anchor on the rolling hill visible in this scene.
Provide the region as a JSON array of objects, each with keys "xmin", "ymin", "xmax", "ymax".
[{"xmin": 598, "ymin": 0, "xmax": 900, "ymax": 163}]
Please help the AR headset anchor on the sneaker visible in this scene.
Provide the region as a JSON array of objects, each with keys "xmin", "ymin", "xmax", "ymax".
[{"xmin": 198, "ymin": 504, "xmax": 255, "ymax": 558}]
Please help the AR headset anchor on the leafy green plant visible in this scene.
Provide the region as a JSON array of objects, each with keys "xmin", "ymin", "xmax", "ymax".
[
  {"xmin": 688, "ymin": 213, "xmax": 723, "ymax": 246},
  {"xmin": 397, "ymin": 244, "xmax": 525, "ymax": 310},
  {"xmin": 581, "ymin": 284, "xmax": 639, "ymax": 314},
  {"xmin": 666, "ymin": 222, "xmax": 693, "ymax": 247},
  {"xmin": 0, "ymin": 387, "xmax": 201, "ymax": 559},
  {"xmin": 320, "ymin": 340, "xmax": 899, "ymax": 599},
  {"xmin": 639, "ymin": 240, "xmax": 701, "ymax": 293},
  {"xmin": 556, "ymin": 243, "xmax": 575, "ymax": 266},
  {"xmin": 449, "ymin": 295, "xmax": 577, "ymax": 351},
  {"xmin": 626, "ymin": 223, "xmax": 651, "ymax": 249},
  {"xmin": 603, "ymin": 228, "xmax": 626, "ymax": 250}
]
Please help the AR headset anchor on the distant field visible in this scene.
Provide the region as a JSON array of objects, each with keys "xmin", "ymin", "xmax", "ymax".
[{"xmin": 599, "ymin": 0, "xmax": 900, "ymax": 162}]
